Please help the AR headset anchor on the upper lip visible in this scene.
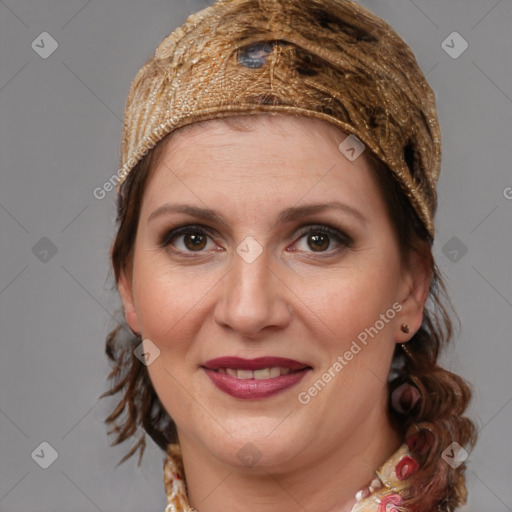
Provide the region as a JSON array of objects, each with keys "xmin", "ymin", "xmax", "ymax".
[{"xmin": 202, "ymin": 357, "xmax": 311, "ymax": 371}]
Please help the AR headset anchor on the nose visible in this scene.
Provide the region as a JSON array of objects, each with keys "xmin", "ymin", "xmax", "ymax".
[{"xmin": 213, "ymin": 248, "xmax": 292, "ymax": 339}]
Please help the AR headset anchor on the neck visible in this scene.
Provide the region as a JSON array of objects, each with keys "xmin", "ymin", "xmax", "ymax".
[{"xmin": 177, "ymin": 407, "xmax": 401, "ymax": 512}]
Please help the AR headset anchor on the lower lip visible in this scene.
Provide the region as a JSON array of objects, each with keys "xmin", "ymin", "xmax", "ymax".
[{"xmin": 203, "ymin": 368, "xmax": 311, "ymax": 400}]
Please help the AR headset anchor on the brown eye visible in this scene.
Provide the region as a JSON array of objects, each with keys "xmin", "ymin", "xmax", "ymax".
[
  {"xmin": 307, "ymin": 233, "xmax": 330, "ymax": 252},
  {"xmin": 158, "ymin": 226, "xmax": 215, "ymax": 253},
  {"xmin": 182, "ymin": 232, "xmax": 207, "ymax": 251},
  {"xmin": 293, "ymin": 225, "xmax": 352, "ymax": 254}
]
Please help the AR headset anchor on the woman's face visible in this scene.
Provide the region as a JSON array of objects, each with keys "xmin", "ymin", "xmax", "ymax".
[{"xmin": 119, "ymin": 114, "xmax": 426, "ymax": 471}]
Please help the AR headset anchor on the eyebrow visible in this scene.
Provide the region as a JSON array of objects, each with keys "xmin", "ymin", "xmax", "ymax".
[{"xmin": 147, "ymin": 201, "xmax": 368, "ymax": 227}]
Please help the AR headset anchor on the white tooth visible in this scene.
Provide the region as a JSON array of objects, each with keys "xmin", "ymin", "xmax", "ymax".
[
  {"xmin": 254, "ymin": 368, "xmax": 271, "ymax": 379},
  {"xmin": 226, "ymin": 368, "xmax": 238, "ymax": 378},
  {"xmin": 269, "ymin": 367, "xmax": 281, "ymax": 378},
  {"xmin": 237, "ymin": 369, "xmax": 254, "ymax": 380},
  {"xmin": 280, "ymin": 368, "xmax": 290, "ymax": 376}
]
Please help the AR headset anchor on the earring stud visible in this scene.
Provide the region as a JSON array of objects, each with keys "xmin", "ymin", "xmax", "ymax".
[{"xmin": 400, "ymin": 323, "xmax": 410, "ymax": 334}]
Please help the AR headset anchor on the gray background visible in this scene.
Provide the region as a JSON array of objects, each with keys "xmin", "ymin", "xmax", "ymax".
[{"xmin": 1, "ymin": 0, "xmax": 511, "ymax": 510}]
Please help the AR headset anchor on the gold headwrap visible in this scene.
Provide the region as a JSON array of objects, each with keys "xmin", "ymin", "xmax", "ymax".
[{"xmin": 117, "ymin": 0, "xmax": 441, "ymax": 239}]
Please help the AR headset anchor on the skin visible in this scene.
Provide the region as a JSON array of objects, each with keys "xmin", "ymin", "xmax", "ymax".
[{"xmin": 118, "ymin": 114, "xmax": 430, "ymax": 512}]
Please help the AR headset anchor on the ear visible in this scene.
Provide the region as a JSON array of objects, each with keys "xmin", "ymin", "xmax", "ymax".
[
  {"xmin": 395, "ymin": 245, "xmax": 432, "ymax": 342},
  {"xmin": 118, "ymin": 268, "xmax": 141, "ymax": 335}
]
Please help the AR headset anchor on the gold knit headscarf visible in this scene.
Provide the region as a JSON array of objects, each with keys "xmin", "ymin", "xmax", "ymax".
[{"xmin": 117, "ymin": 0, "xmax": 441, "ymax": 239}]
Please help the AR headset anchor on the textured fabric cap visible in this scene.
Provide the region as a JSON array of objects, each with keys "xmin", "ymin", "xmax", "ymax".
[{"xmin": 117, "ymin": 0, "xmax": 441, "ymax": 239}]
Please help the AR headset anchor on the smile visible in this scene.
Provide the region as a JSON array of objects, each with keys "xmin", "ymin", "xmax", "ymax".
[
  {"xmin": 215, "ymin": 367, "xmax": 294, "ymax": 379},
  {"xmin": 201, "ymin": 357, "xmax": 312, "ymax": 399}
]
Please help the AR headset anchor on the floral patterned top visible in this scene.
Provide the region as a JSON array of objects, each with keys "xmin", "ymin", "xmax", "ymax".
[{"xmin": 162, "ymin": 430, "xmax": 429, "ymax": 512}]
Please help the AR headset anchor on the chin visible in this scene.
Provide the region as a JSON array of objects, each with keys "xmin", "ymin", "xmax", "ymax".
[{"xmin": 205, "ymin": 428, "xmax": 304, "ymax": 471}]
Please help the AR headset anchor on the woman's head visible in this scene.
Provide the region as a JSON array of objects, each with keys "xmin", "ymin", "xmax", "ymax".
[
  {"xmin": 103, "ymin": 113, "xmax": 475, "ymax": 508},
  {"xmin": 102, "ymin": 0, "xmax": 476, "ymax": 508},
  {"xmin": 115, "ymin": 112, "xmax": 428, "ymax": 464}
]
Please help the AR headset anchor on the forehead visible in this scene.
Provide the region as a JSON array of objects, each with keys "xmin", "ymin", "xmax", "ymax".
[
  {"xmin": 166, "ymin": 114, "xmax": 344, "ymax": 150},
  {"xmin": 141, "ymin": 114, "xmax": 383, "ymax": 214}
]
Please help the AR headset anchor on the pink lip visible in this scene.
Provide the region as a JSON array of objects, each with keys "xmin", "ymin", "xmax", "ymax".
[{"xmin": 201, "ymin": 357, "xmax": 312, "ymax": 400}]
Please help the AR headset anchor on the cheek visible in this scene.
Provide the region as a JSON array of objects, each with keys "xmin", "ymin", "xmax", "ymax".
[
  {"xmin": 131, "ymin": 258, "xmax": 210, "ymax": 421},
  {"xmin": 298, "ymin": 258, "xmax": 399, "ymax": 342},
  {"xmin": 299, "ymin": 268, "xmax": 399, "ymax": 419},
  {"xmin": 296, "ymin": 259, "xmax": 401, "ymax": 401},
  {"xmin": 132, "ymin": 253, "xmax": 223, "ymax": 353}
]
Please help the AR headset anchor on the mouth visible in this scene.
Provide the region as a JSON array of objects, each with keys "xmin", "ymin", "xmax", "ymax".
[
  {"xmin": 214, "ymin": 367, "xmax": 297, "ymax": 379},
  {"xmin": 201, "ymin": 357, "xmax": 312, "ymax": 400}
]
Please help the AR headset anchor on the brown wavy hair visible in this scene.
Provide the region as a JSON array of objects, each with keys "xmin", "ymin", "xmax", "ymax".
[{"xmin": 100, "ymin": 115, "xmax": 477, "ymax": 511}]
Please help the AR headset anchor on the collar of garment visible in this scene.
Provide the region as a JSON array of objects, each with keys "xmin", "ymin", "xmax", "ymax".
[{"xmin": 162, "ymin": 439, "xmax": 422, "ymax": 512}]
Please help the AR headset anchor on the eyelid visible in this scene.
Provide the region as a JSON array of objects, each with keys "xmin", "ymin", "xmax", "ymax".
[{"xmin": 294, "ymin": 223, "xmax": 352, "ymax": 243}]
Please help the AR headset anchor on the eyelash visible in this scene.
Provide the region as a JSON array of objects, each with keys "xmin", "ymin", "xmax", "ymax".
[{"xmin": 158, "ymin": 223, "xmax": 353, "ymax": 257}]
